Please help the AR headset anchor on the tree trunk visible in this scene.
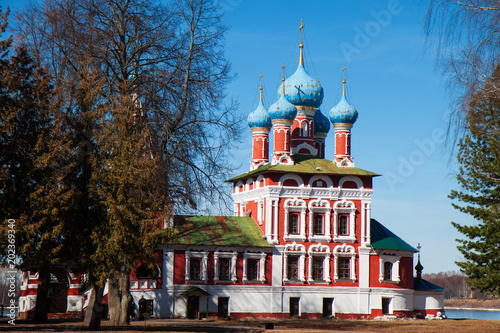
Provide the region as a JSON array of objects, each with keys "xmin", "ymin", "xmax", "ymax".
[
  {"xmin": 107, "ymin": 276, "xmax": 121, "ymax": 325},
  {"xmin": 119, "ymin": 272, "xmax": 132, "ymax": 325},
  {"xmin": 84, "ymin": 283, "xmax": 103, "ymax": 330},
  {"xmin": 33, "ymin": 265, "xmax": 49, "ymax": 322}
]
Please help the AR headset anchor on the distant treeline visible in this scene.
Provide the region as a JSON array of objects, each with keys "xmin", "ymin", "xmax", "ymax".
[{"xmin": 423, "ymin": 271, "xmax": 496, "ymax": 299}]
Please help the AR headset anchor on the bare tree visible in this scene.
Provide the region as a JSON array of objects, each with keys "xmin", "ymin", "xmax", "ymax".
[
  {"xmin": 425, "ymin": 0, "xmax": 500, "ymax": 138},
  {"xmin": 15, "ymin": 0, "xmax": 241, "ymax": 326}
]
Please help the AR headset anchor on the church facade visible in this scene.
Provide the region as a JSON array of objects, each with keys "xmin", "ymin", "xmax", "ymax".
[{"xmin": 18, "ymin": 24, "xmax": 445, "ymax": 320}]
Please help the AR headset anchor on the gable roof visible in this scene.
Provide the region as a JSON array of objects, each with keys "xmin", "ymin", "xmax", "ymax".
[
  {"xmin": 370, "ymin": 218, "xmax": 418, "ymax": 252},
  {"xmin": 227, "ymin": 154, "xmax": 380, "ymax": 182},
  {"xmin": 168, "ymin": 216, "xmax": 273, "ymax": 248},
  {"xmin": 414, "ymin": 278, "xmax": 447, "ymax": 292}
]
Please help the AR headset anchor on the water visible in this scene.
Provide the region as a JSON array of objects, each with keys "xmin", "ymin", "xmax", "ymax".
[{"xmin": 445, "ymin": 309, "xmax": 500, "ymax": 321}]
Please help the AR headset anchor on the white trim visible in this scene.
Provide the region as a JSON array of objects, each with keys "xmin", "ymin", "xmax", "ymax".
[
  {"xmin": 339, "ymin": 176, "xmax": 363, "ymax": 189},
  {"xmin": 307, "ymin": 243, "xmax": 331, "ymax": 284},
  {"xmin": 245, "ymin": 178, "xmax": 254, "ymax": 191},
  {"xmin": 185, "ymin": 248, "xmax": 208, "ymax": 283},
  {"xmin": 278, "ymin": 173, "xmax": 304, "ymax": 187},
  {"xmin": 333, "ymin": 199, "xmax": 356, "ymax": 243},
  {"xmin": 242, "ymin": 249, "xmax": 267, "ymax": 283},
  {"xmin": 283, "ymin": 242, "xmax": 306, "ymax": 283},
  {"xmin": 214, "ymin": 248, "xmax": 238, "ymax": 283},
  {"xmin": 308, "ymin": 175, "xmax": 333, "ymax": 188},
  {"xmin": 333, "ymin": 243, "xmax": 357, "ymax": 282},
  {"xmin": 291, "ymin": 142, "xmax": 318, "ymax": 155},
  {"xmin": 378, "ymin": 254, "xmax": 401, "ymax": 284},
  {"xmin": 308, "ymin": 199, "xmax": 332, "ymax": 242},
  {"xmin": 283, "ymin": 198, "xmax": 307, "ymax": 242}
]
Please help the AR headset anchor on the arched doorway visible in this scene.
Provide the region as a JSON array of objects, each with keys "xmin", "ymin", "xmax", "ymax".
[{"xmin": 47, "ymin": 270, "xmax": 69, "ymax": 313}]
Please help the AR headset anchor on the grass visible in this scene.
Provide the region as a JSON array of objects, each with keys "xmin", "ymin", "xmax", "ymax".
[{"xmin": 0, "ymin": 317, "xmax": 499, "ymax": 333}]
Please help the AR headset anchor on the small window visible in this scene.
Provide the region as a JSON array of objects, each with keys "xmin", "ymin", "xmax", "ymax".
[
  {"xmin": 313, "ymin": 214, "xmax": 324, "ymax": 235},
  {"xmin": 290, "ymin": 297, "xmax": 300, "ymax": 317},
  {"xmin": 247, "ymin": 259, "xmax": 259, "ymax": 281},
  {"xmin": 289, "ymin": 214, "xmax": 300, "ymax": 235},
  {"xmin": 190, "ymin": 258, "xmax": 201, "ymax": 280},
  {"xmin": 219, "ymin": 258, "xmax": 231, "ymax": 281},
  {"xmin": 338, "ymin": 216, "xmax": 348, "ymax": 236},
  {"xmin": 287, "ymin": 256, "xmax": 299, "ymax": 280},
  {"xmin": 383, "ymin": 262, "xmax": 393, "ymax": 281},
  {"xmin": 312, "ymin": 257, "xmax": 324, "ymax": 281},
  {"xmin": 337, "ymin": 257, "xmax": 350, "ymax": 279},
  {"xmin": 382, "ymin": 297, "xmax": 391, "ymax": 315},
  {"xmin": 303, "ymin": 122, "xmax": 308, "ymax": 137}
]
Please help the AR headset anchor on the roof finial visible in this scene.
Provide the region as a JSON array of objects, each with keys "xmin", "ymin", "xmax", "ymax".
[
  {"xmin": 342, "ymin": 65, "xmax": 347, "ymax": 96},
  {"xmin": 259, "ymin": 72, "xmax": 263, "ymax": 102},
  {"xmin": 299, "ymin": 19, "xmax": 305, "ymax": 66},
  {"xmin": 281, "ymin": 62, "xmax": 286, "ymax": 95}
]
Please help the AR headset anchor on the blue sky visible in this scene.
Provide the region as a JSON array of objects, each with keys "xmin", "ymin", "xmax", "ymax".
[
  {"xmin": 4, "ymin": 0, "xmax": 474, "ymax": 274},
  {"xmin": 220, "ymin": 0, "xmax": 473, "ymax": 274}
]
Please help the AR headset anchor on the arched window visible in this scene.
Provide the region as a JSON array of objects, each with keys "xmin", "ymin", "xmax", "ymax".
[
  {"xmin": 289, "ymin": 214, "xmax": 300, "ymax": 235},
  {"xmin": 314, "ymin": 215, "xmax": 324, "ymax": 235},
  {"xmin": 384, "ymin": 262, "xmax": 393, "ymax": 281},
  {"xmin": 338, "ymin": 216, "xmax": 348, "ymax": 236}
]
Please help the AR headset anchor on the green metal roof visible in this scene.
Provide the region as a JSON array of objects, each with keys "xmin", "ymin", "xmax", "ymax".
[
  {"xmin": 227, "ymin": 154, "xmax": 380, "ymax": 182},
  {"xmin": 370, "ymin": 219, "xmax": 418, "ymax": 252},
  {"xmin": 168, "ymin": 216, "xmax": 273, "ymax": 248},
  {"xmin": 414, "ymin": 278, "xmax": 447, "ymax": 292}
]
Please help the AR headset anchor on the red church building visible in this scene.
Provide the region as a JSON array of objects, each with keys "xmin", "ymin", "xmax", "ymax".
[{"xmin": 18, "ymin": 23, "xmax": 446, "ymax": 320}]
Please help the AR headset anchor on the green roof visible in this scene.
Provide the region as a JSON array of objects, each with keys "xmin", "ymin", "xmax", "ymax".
[
  {"xmin": 371, "ymin": 219, "xmax": 418, "ymax": 252},
  {"xmin": 168, "ymin": 216, "xmax": 273, "ymax": 248},
  {"xmin": 414, "ymin": 278, "xmax": 447, "ymax": 292},
  {"xmin": 227, "ymin": 155, "xmax": 380, "ymax": 182}
]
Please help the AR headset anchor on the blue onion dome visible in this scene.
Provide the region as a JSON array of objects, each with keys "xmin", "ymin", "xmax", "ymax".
[
  {"xmin": 329, "ymin": 94, "xmax": 358, "ymax": 125},
  {"xmin": 269, "ymin": 94, "xmax": 297, "ymax": 123},
  {"xmin": 314, "ymin": 109, "xmax": 330, "ymax": 134},
  {"xmin": 248, "ymin": 100, "xmax": 271, "ymax": 129},
  {"xmin": 277, "ymin": 65, "xmax": 324, "ymax": 108}
]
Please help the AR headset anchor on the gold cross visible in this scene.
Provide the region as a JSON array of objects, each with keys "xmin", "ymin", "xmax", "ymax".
[
  {"xmin": 282, "ymin": 62, "xmax": 286, "ymax": 78},
  {"xmin": 299, "ymin": 19, "xmax": 305, "ymax": 44}
]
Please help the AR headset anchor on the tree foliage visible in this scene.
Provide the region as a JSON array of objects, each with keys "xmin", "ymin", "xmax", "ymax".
[
  {"xmin": 449, "ymin": 67, "xmax": 500, "ymax": 296},
  {"xmin": 11, "ymin": 0, "xmax": 240, "ymax": 325}
]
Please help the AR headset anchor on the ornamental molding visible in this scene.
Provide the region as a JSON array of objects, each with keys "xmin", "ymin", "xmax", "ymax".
[
  {"xmin": 339, "ymin": 176, "xmax": 363, "ymax": 189},
  {"xmin": 291, "ymin": 142, "xmax": 318, "ymax": 156},
  {"xmin": 308, "ymin": 175, "xmax": 333, "ymax": 188},
  {"xmin": 279, "ymin": 173, "xmax": 305, "ymax": 187}
]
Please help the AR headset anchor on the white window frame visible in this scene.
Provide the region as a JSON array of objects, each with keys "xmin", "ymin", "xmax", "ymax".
[
  {"xmin": 378, "ymin": 255, "xmax": 401, "ymax": 284},
  {"xmin": 214, "ymin": 248, "xmax": 238, "ymax": 283},
  {"xmin": 185, "ymin": 248, "xmax": 208, "ymax": 283},
  {"xmin": 333, "ymin": 199, "xmax": 356, "ymax": 243},
  {"xmin": 307, "ymin": 243, "xmax": 331, "ymax": 284},
  {"xmin": 333, "ymin": 243, "xmax": 356, "ymax": 282},
  {"xmin": 308, "ymin": 199, "xmax": 331, "ymax": 242},
  {"xmin": 283, "ymin": 242, "xmax": 306, "ymax": 283},
  {"xmin": 242, "ymin": 249, "xmax": 267, "ymax": 283},
  {"xmin": 284, "ymin": 198, "xmax": 307, "ymax": 242}
]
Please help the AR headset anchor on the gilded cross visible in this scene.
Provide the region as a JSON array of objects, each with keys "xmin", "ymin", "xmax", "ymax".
[{"xmin": 299, "ymin": 19, "xmax": 305, "ymax": 44}]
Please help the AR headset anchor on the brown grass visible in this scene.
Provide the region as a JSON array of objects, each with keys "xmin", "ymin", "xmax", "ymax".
[
  {"xmin": 444, "ymin": 298, "xmax": 500, "ymax": 309},
  {"xmin": 0, "ymin": 317, "xmax": 499, "ymax": 333}
]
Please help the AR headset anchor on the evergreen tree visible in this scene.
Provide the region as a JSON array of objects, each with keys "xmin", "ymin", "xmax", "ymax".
[
  {"xmin": 450, "ymin": 70, "xmax": 500, "ymax": 296},
  {"xmin": 15, "ymin": 0, "xmax": 240, "ymax": 326}
]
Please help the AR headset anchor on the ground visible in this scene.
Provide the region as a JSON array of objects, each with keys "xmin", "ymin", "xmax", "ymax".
[{"xmin": 0, "ymin": 317, "xmax": 499, "ymax": 333}]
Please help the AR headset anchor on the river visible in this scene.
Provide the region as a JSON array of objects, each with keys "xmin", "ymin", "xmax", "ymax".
[{"xmin": 445, "ymin": 308, "xmax": 500, "ymax": 321}]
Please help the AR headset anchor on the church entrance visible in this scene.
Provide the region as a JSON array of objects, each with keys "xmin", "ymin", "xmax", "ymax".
[{"xmin": 187, "ymin": 296, "xmax": 199, "ymax": 319}]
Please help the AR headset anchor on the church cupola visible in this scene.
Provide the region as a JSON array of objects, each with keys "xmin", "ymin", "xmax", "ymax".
[
  {"xmin": 279, "ymin": 20, "xmax": 323, "ymax": 156},
  {"xmin": 269, "ymin": 64, "xmax": 297, "ymax": 165},
  {"xmin": 329, "ymin": 67, "xmax": 358, "ymax": 167},
  {"xmin": 313, "ymin": 109, "xmax": 330, "ymax": 158},
  {"xmin": 248, "ymin": 74, "xmax": 272, "ymax": 170}
]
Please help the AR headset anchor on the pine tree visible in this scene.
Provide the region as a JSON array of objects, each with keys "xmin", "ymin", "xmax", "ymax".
[{"xmin": 450, "ymin": 70, "xmax": 500, "ymax": 296}]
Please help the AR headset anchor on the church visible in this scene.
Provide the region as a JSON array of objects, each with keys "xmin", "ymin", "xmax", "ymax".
[{"xmin": 18, "ymin": 23, "xmax": 446, "ymax": 320}]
